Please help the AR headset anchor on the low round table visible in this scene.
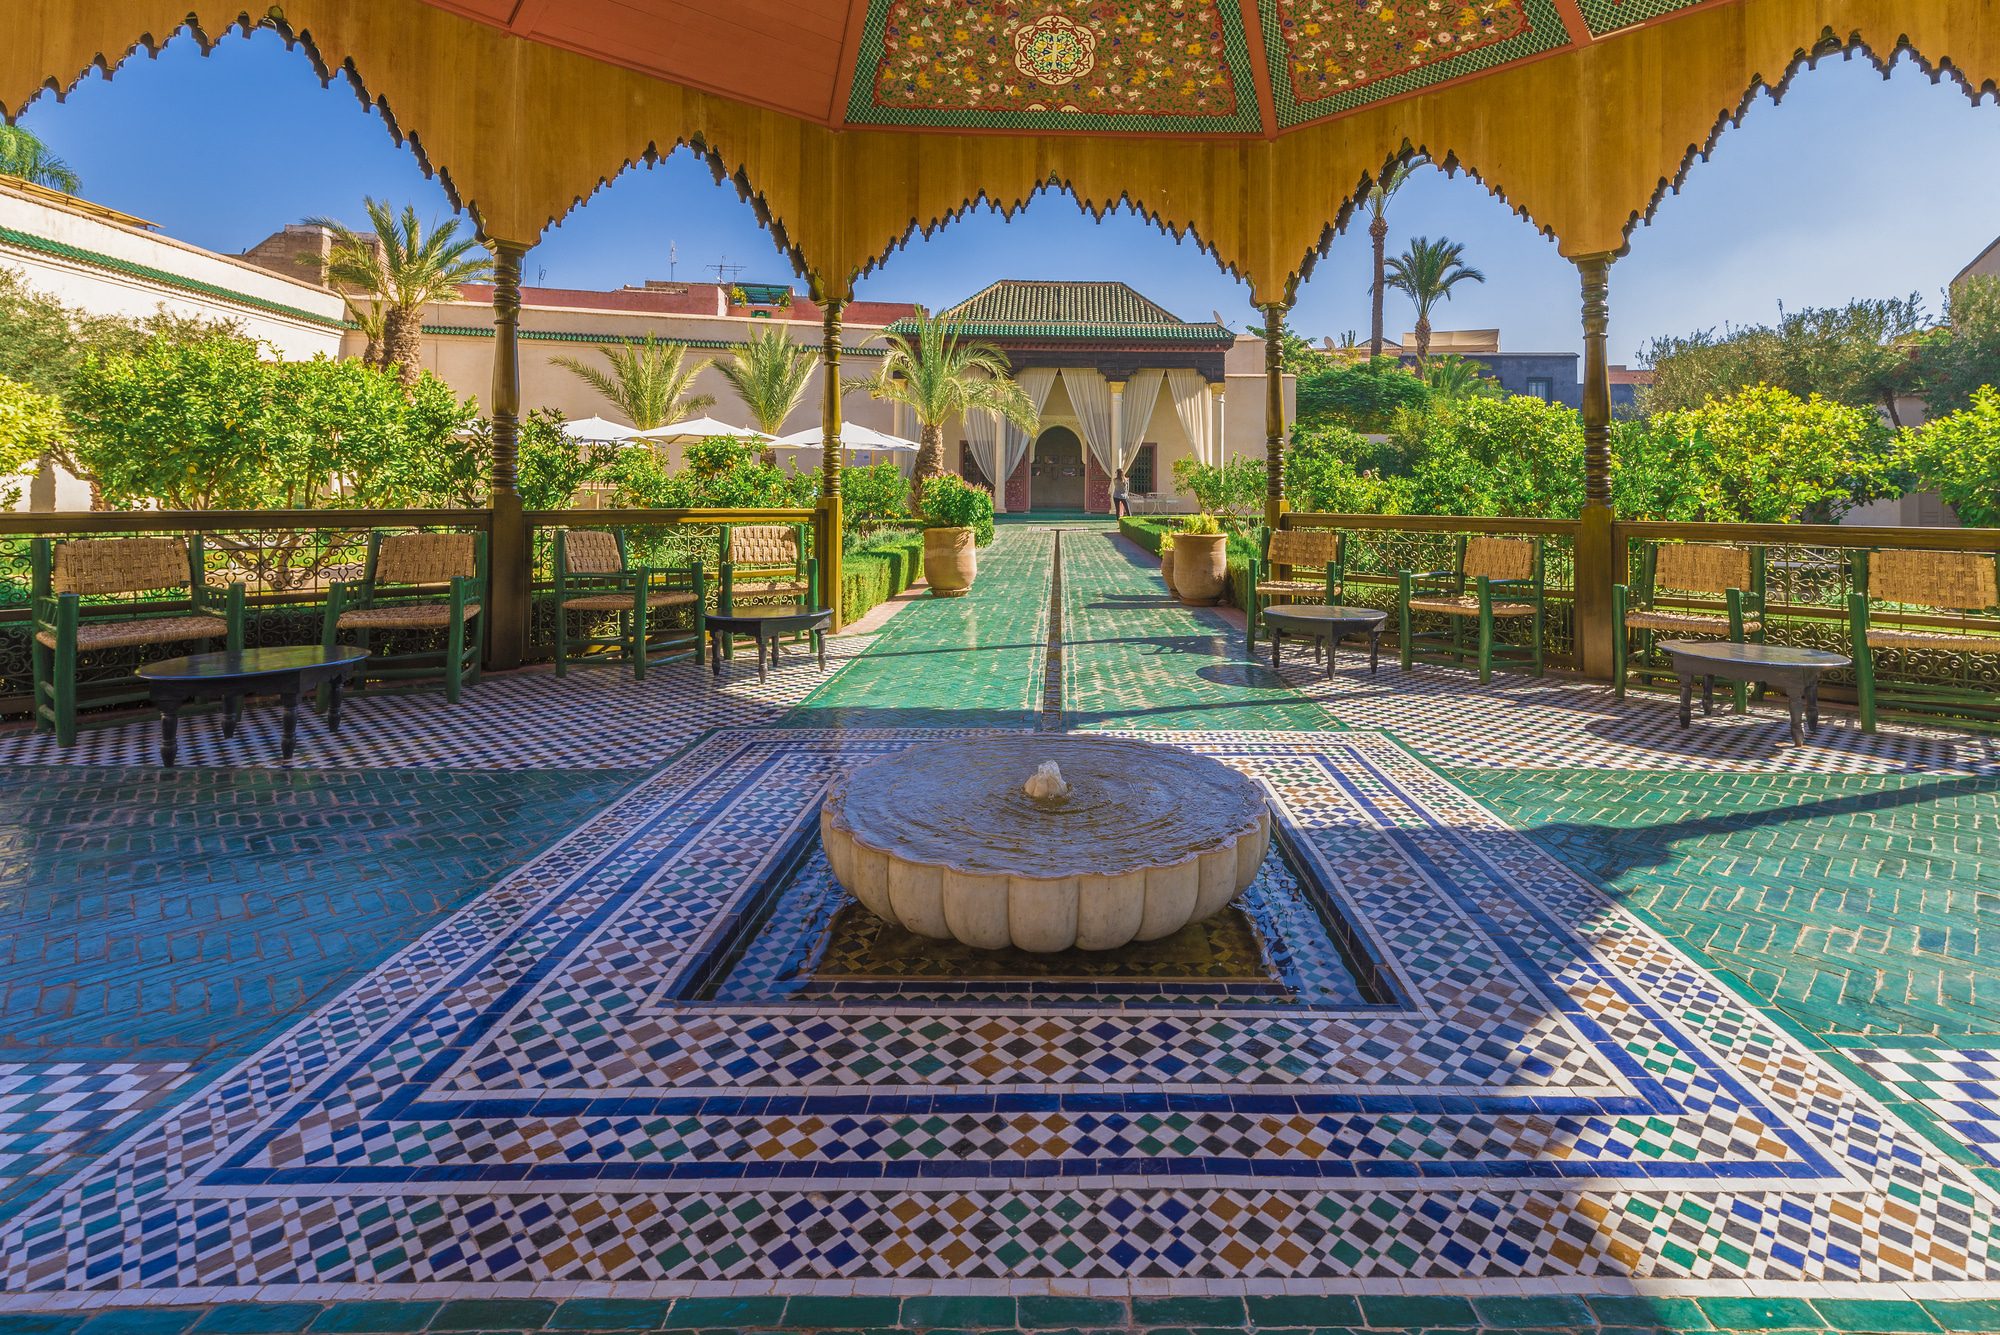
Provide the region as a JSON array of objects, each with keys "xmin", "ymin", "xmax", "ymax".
[
  {"xmin": 134, "ymin": 645, "xmax": 368, "ymax": 767},
  {"xmin": 1263, "ymin": 605, "xmax": 1389, "ymax": 677},
  {"xmin": 1660, "ymin": 640, "xmax": 1852, "ymax": 745},
  {"xmin": 706, "ymin": 604, "xmax": 832, "ymax": 684},
  {"xmin": 821, "ymin": 735, "xmax": 1270, "ymax": 953}
]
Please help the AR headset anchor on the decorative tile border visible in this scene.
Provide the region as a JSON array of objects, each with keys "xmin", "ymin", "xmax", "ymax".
[{"xmin": 2, "ymin": 728, "xmax": 1991, "ymax": 1298}]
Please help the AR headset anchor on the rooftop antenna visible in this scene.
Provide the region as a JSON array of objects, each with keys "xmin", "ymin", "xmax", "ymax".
[
  {"xmin": 708, "ymin": 255, "xmax": 745, "ymax": 285},
  {"xmin": 668, "ymin": 242, "xmax": 678, "ymax": 280}
]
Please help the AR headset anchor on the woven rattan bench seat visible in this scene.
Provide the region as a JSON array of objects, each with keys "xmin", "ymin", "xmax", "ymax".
[
  {"xmin": 1408, "ymin": 595, "xmax": 1536, "ymax": 619},
  {"xmin": 337, "ymin": 602, "xmax": 480, "ymax": 631},
  {"xmin": 1865, "ymin": 626, "xmax": 2000, "ymax": 653},
  {"xmin": 1255, "ymin": 578, "xmax": 1331, "ymax": 598},
  {"xmin": 35, "ymin": 614, "xmax": 228, "ymax": 652},
  {"xmin": 1624, "ymin": 609, "xmax": 1762, "ymax": 635},
  {"xmin": 561, "ymin": 591, "xmax": 699, "ymax": 613},
  {"xmin": 731, "ymin": 578, "xmax": 811, "ymax": 597}
]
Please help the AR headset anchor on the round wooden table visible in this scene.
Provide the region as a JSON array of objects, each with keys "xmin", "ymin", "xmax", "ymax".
[
  {"xmin": 1660, "ymin": 640, "xmax": 1851, "ymax": 745},
  {"xmin": 135, "ymin": 645, "xmax": 368, "ymax": 766},
  {"xmin": 1263, "ymin": 605, "xmax": 1389, "ymax": 678},
  {"xmin": 706, "ymin": 604, "xmax": 832, "ymax": 684}
]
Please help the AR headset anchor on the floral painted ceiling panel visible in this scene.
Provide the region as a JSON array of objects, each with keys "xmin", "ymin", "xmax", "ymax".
[
  {"xmin": 1265, "ymin": 0, "xmax": 1570, "ymax": 127},
  {"xmin": 847, "ymin": 0, "xmax": 1264, "ymax": 133}
]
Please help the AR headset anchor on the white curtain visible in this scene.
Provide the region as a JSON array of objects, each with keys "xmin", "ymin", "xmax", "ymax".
[
  {"xmin": 1061, "ymin": 368, "xmax": 1117, "ymax": 477},
  {"xmin": 1167, "ymin": 369, "xmax": 1215, "ymax": 466},
  {"xmin": 1121, "ymin": 369, "xmax": 1166, "ymax": 471},
  {"xmin": 1002, "ymin": 368, "xmax": 1059, "ymax": 483},
  {"xmin": 962, "ymin": 405, "xmax": 1001, "ymax": 490}
]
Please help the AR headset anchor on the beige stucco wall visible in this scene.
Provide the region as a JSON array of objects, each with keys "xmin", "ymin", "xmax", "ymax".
[{"xmin": 404, "ymin": 299, "xmax": 907, "ymax": 454}]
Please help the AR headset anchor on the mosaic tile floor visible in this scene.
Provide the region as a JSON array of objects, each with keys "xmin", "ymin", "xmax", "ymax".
[{"xmin": 0, "ymin": 524, "xmax": 1995, "ymax": 1332}]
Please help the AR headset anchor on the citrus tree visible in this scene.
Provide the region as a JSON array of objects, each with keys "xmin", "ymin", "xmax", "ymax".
[{"xmin": 1897, "ymin": 385, "xmax": 2000, "ymax": 528}]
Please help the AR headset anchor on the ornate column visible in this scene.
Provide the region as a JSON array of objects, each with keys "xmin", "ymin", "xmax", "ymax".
[
  {"xmin": 1210, "ymin": 380, "xmax": 1227, "ymax": 466},
  {"xmin": 815, "ymin": 286, "xmax": 848, "ymax": 628},
  {"xmin": 1574, "ymin": 252, "xmax": 1617, "ymax": 679},
  {"xmin": 1261, "ymin": 303, "xmax": 1290, "ymax": 530},
  {"xmin": 485, "ymin": 238, "xmax": 531, "ymax": 671}
]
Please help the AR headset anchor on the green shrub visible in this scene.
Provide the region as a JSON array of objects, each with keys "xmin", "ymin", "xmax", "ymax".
[
  {"xmin": 1179, "ymin": 512, "xmax": 1222, "ymax": 536},
  {"xmin": 918, "ymin": 473, "xmax": 996, "ymax": 545}
]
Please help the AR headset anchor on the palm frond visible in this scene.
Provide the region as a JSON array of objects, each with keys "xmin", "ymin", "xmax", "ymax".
[
  {"xmin": 554, "ymin": 334, "xmax": 712, "ymax": 430},
  {"xmin": 715, "ymin": 326, "xmax": 819, "ymax": 435}
]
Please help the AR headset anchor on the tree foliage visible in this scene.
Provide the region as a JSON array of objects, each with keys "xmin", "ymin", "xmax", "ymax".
[
  {"xmin": 554, "ymin": 334, "xmax": 713, "ymax": 431},
  {"xmin": 1294, "ymin": 354, "xmax": 1431, "ymax": 436},
  {"xmin": 0, "ymin": 126, "xmax": 80, "ymax": 193},
  {"xmin": 1897, "ymin": 385, "xmax": 2000, "ymax": 528},
  {"xmin": 307, "ymin": 199, "xmax": 491, "ymax": 386},
  {"xmin": 1909, "ymin": 277, "xmax": 2000, "ymax": 419},
  {"xmin": 1637, "ymin": 296, "xmax": 1925, "ymax": 420},
  {"xmin": 1383, "ymin": 236, "xmax": 1483, "ymax": 364},
  {"xmin": 865, "ymin": 308, "xmax": 1037, "ymax": 490},
  {"xmin": 1638, "ymin": 385, "xmax": 1887, "ymax": 523},
  {"xmin": 609, "ymin": 436, "xmax": 818, "ymax": 510},
  {"xmin": 1169, "ymin": 456, "xmax": 1263, "ymax": 526},
  {"xmin": 65, "ymin": 330, "xmax": 479, "ymax": 510},
  {"xmin": 713, "ymin": 325, "xmax": 816, "ymax": 436},
  {"xmin": 0, "ymin": 375, "xmax": 66, "ymax": 507}
]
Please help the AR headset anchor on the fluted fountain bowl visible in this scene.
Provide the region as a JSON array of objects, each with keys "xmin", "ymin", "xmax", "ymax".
[{"xmin": 819, "ymin": 736, "xmax": 1270, "ymax": 953}]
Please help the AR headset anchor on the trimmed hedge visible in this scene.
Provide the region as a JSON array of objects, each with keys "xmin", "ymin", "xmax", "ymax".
[{"xmin": 841, "ymin": 530, "xmax": 927, "ymax": 622}]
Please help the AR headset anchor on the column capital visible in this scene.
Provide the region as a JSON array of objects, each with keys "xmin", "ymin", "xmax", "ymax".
[
  {"xmin": 1208, "ymin": 380, "xmax": 1227, "ymax": 395},
  {"xmin": 1106, "ymin": 380, "xmax": 1127, "ymax": 394}
]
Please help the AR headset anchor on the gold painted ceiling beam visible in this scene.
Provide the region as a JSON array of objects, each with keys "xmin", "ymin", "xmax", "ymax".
[{"xmin": 6, "ymin": 1, "xmax": 1995, "ymax": 300}]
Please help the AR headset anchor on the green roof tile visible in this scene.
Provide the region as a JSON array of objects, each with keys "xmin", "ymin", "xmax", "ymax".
[{"xmin": 893, "ymin": 279, "xmax": 1234, "ymax": 344}]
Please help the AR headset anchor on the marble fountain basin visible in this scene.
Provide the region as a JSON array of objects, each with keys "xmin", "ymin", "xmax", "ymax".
[{"xmin": 819, "ymin": 735, "xmax": 1270, "ymax": 953}]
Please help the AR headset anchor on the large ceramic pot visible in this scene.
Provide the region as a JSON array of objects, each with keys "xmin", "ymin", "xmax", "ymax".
[
  {"xmin": 1174, "ymin": 532, "xmax": 1228, "ymax": 605},
  {"xmin": 1159, "ymin": 539, "xmax": 1178, "ymax": 597},
  {"xmin": 924, "ymin": 525, "xmax": 977, "ymax": 597}
]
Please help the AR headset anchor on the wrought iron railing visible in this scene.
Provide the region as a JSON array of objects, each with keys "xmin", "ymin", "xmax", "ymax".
[
  {"xmin": 1284, "ymin": 513, "xmax": 1583, "ymax": 668},
  {"xmin": 0, "ymin": 506, "xmax": 827, "ymax": 719}
]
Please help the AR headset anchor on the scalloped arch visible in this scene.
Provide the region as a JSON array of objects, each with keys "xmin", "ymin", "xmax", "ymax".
[{"xmin": 9, "ymin": 0, "xmax": 2000, "ymax": 302}]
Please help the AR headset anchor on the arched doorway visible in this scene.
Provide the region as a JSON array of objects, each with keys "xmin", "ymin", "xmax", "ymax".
[{"xmin": 1029, "ymin": 427, "xmax": 1086, "ymax": 512}]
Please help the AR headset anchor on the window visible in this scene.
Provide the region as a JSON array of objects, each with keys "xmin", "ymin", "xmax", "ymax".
[
  {"xmin": 1128, "ymin": 444, "xmax": 1157, "ymax": 495},
  {"xmin": 1525, "ymin": 376, "xmax": 1555, "ymax": 402}
]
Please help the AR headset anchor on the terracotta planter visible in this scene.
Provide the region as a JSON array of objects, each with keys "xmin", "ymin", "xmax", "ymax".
[
  {"xmin": 923, "ymin": 526, "xmax": 977, "ymax": 597},
  {"xmin": 1159, "ymin": 540, "xmax": 1178, "ymax": 597},
  {"xmin": 1174, "ymin": 533, "xmax": 1228, "ymax": 605}
]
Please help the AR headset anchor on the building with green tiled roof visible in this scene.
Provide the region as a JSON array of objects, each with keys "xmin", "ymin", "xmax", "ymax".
[{"xmin": 891, "ymin": 280, "xmax": 1276, "ymax": 515}]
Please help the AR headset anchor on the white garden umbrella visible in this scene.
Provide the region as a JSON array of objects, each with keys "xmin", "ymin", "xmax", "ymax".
[
  {"xmin": 635, "ymin": 416, "xmax": 775, "ymax": 446},
  {"xmin": 561, "ymin": 416, "xmax": 643, "ymax": 444},
  {"xmin": 772, "ymin": 423, "xmax": 920, "ymax": 451}
]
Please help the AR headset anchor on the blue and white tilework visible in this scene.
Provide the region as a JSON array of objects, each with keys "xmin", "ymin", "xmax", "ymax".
[{"xmin": 2, "ymin": 728, "xmax": 1993, "ymax": 1298}]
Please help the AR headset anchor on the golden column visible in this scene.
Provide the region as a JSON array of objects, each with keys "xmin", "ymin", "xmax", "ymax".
[
  {"xmin": 485, "ymin": 238, "xmax": 532, "ymax": 670},
  {"xmin": 816, "ymin": 288, "xmax": 848, "ymax": 628},
  {"xmin": 1261, "ymin": 303, "xmax": 1290, "ymax": 531},
  {"xmin": 1573, "ymin": 252, "xmax": 1617, "ymax": 679}
]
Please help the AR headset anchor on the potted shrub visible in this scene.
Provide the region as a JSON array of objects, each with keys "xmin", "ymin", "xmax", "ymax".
[
  {"xmin": 918, "ymin": 474, "xmax": 994, "ymax": 597},
  {"xmin": 1173, "ymin": 513, "xmax": 1228, "ymax": 605},
  {"xmin": 1159, "ymin": 532, "xmax": 1178, "ymax": 597}
]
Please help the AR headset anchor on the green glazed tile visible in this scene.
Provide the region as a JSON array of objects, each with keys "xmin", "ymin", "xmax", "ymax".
[
  {"xmin": 1587, "ymin": 1296, "xmax": 1713, "ymax": 1329},
  {"xmin": 1016, "ymin": 1299, "xmax": 1126, "ymax": 1329},
  {"xmin": 899, "ymin": 1298, "xmax": 1019, "ymax": 1329},
  {"xmin": 780, "ymin": 1298, "xmax": 902, "ymax": 1329},
  {"xmin": 545, "ymin": 1300, "xmax": 674, "ymax": 1331},
  {"xmin": 1246, "ymin": 1298, "xmax": 1365, "ymax": 1327},
  {"xmin": 1813, "ymin": 1299, "xmax": 1941, "ymax": 1332},
  {"xmin": 1129, "ymin": 1298, "xmax": 1247, "ymax": 1327},
  {"xmin": 1357, "ymin": 1296, "xmax": 1478, "ymax": 1327},
  {"xmin": 428, "ymin": 1300, "xmax": 560, "ymax": 1332},
  {"xmin": 306, "ymin": 1304, "xmax": 439, "ymax": 1334},
  {"xmin": 75, "ymin": 1315, "xmax": 202, "ymax": 1335},
  {"xmin": 191, "ymin": 1307, "xmax": 327, "ymax": 1335},
  {"xmin": 1926, "ymin": 1300, "xmax": 2000, "ymax": 1332},
  {"xmin": 1697, "ymin": 1298, "xmax": 1823, "ymax": 1330},
  {"xmin": 1471, "ymin": 1297, "xmax": 1594, "ymax": 1328}
]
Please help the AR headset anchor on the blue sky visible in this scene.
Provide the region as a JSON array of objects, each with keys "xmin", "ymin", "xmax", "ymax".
[{"xmin": 18, "ymin": 30, "xmax": 2000, "ymax": 362}]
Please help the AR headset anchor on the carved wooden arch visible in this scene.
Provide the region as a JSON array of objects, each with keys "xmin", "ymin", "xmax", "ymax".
[{"xmin": 8, "ymin": 0, "xmax": 2000, "ymax": 304}]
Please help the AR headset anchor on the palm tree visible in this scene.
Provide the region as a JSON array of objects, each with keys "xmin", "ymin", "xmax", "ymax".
[
  {"xmin": 0, "ymin": 126, "xmax": 80, "ymax": 194},
  {"xmin": 1384, "ymin": 235, "xmax": 1485, "ymax": 367},
  {"xmin": 1363, "ymin": 159, "xmax": 1418, "ymax": 360},
  {"xmin": 713, "ymin": 325, "xmax": 817, "ymax": 436},
  {"xmin": 305, "ymin": 198, "xmax": 492, "ymax": 386},
  {"xmin": 864, "ymin": 307, "xmax": 1039, "ymax": 494},
  {"xmin": 554, "ymin": 333, "xmax": 714, "ymax": 430}
]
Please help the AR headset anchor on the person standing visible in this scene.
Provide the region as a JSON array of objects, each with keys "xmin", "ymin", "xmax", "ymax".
[{"xmin": 1112, "ymin": 468, "xmax": 1131, "ymax": 519}]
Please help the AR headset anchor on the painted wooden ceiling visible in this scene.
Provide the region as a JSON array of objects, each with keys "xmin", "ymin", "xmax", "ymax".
[{"xmin": 416, "ymin": 0, "xmax": 1732, "ymax": 137}]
